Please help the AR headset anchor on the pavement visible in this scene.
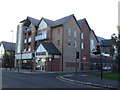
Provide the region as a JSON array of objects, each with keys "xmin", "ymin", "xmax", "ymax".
[
  {"xmin": 57, "ymin": 73, "xmax": 120, "ymax": 89},
  {"xmin": 2, "ymin": 68, "xmax": 120, "ymax": 89},
  {"xmin": 1, "ymin": 68, "xmax": 100, "ymax": 74}
]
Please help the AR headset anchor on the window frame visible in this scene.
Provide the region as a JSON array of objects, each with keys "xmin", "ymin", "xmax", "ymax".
[
  {"xmin": 68, "ymin": 40, "xmax": 71, "ymax": 47},
  {"xmin": 81, "ymin": 42, "xmax": 84, "ymax": 49},
  {"xmin": 58, "ymin": 29, "xmax": 60, "ymax": 34},
  {"xmin": 74, "ymin": 41, "xmax": 77, "ymax": 48},
  {"xmin": 81, "ymin": 33, "xmax": 84, "ymax": 39},
  {"xmin": 67, "ymin": 29, "xmax": 71, "ymax": 36},
  {"xmin": 74, "ymin": 30, "xmax": 77, "ymax": 37},
  {"xmin": 57, "ymin": 40, "xmax": 60, "ymax": 46}
]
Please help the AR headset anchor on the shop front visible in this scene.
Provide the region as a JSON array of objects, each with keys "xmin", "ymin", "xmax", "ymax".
[
  {"xmin": 35, "ymin": 42, "xmax": 61, "ymax": 71},
  {"xmin": 35, "ymin": 58, "xmax": 46, "ymax": 71}
]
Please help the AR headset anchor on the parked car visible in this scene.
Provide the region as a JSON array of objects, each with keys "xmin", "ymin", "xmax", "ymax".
[{"xmin": 103, "ymin": 66, "xmax": 111, "ymax": 71}]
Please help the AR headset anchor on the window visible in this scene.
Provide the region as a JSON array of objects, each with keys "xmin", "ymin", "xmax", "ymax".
[
  {"xmin": 42, "ymin": 31, "xmax": 47, "ymax": 39},
  {"xmin": 58, "ymin": 29, "xmax": 60, "ymax": 34},
  {"xmin": 28, "ymin": 36, "xmax": 31, "ymax": 43},
  {"xmin": 35, "ymin": 31, "xmax": 47, "ymax": 41},
  {"xmin": 91, "ymin": 40, "xmax": 94, "ymax": 48},
  {"xmin": 28, "ymin": 45, "xmax": 31, "ymax": 51},
  {"xmin": 67, "ymin": 29, "xmax": 71, "ymax": 35},
  {"xmin": 68, "ymin": 40, "xmax": 71, "ymax": 47},
  {"xmin": 24, "ymin": 39, "xmax": 27, "ymax": 43},
  {"xmin": 57, "ymin": 40, "xmax": 60, "ymax": 46},
  {"xmin": 24, "ymin": 45, "xmax": 26, "ymax": 49},
  {"xmin": 74, "ymin": 41, "xmax": 77, "ymax": 47},
  {"xmin": 17, "ymin": 24, "xmax": 23, "ymax": 53},
  {"xmin": 38, "ymin": 19, "xmax": 47, "ymax": 30},
  {"xmin": 76, "ymin": 52, "xmax": 79, "ymax": 59},
  {"xmin": 81, "ymin": 33, "xmax": 84, "ymax": 39},
  {"xmin": 90, "ymin": 40, "xmax": 95, "ymax": 49},
  {"xmin": 81, "ymin": 42, "xmax": 84, "ymax": 49},
  {"xmin": 74, "ymin": 30, "xmax": 77, "ymax": 37}
]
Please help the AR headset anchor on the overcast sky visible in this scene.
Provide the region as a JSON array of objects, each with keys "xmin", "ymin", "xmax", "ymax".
[{"xmin": 0, "ymin": 0, "xmax": 119, "ymax": 43}]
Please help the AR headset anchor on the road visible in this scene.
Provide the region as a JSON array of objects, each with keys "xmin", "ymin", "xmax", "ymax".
[{"xmin": 2, "ymin": 71, "xmax": 98, "ymax": 88}]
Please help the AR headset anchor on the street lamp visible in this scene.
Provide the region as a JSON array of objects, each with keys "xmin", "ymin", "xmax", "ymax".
[
  {"xmin": 10, "ymin": 30, "xmax": 14, "ymax": 71},
  {"xmin": 93, "ymin": 45, "xmax": 103, "ymax": 79},
  {"xmin": 31, "ymin": 51, "xmax": 35, "ymax": 72}
]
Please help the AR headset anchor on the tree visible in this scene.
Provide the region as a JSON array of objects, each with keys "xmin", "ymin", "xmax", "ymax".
[
  {"xmin": 111, "ymin": 34, "xmax": 120, "ymax": 72},
  {"xmin": 2, "ymin": 51, "xmax": 14, "ymax": 68}
]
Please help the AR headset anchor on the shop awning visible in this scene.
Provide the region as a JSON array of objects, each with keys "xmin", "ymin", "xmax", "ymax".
[{"xmin": 35, "ymin": 42, "xmax": 61, "ymax": 55}]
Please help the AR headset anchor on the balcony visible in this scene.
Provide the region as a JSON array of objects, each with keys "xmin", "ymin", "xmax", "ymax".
[
  {"xmin": 24, "ymin": 28, "xmax": 32, "ymax": 33},
  {"xmin": 28, "ymin": 37, "xmax": 32, "ymax": 43},
  {"xmin": 24, "ymin": 39, "xmax": 27, "ymax": 43},
  {"xmin": 35, "ymin": 31, "xmax": 48, "ymax": 41}
]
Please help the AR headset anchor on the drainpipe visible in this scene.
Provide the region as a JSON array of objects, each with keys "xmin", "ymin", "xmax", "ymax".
[{"xmin": 62, "ymin": 26, "xmax": 64, "ymax": 72}]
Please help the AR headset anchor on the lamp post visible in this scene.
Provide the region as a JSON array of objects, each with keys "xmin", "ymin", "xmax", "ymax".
[
  {"xmin": 18, "ymin": 48, "xmax": 22, "ymax": 72},
  {"xmin": 93, "ymin": 45, "xmax": 103, "ymax": 79},
  {"xmin": 18, "ymin": 61, "xmax": 19, "ymax": 72},
  {"xmin": 100, "ymin": 51, "xmax": 103, "ymax": 79},
  {"xmin": 99, "ymin": 45, "xmax": 103, "ymax": 80},
  {"xmin": 10, "ymin": 30, "xmax": 14, "ymax": 71},
  {"xmin": 31, "ymin": 51, "xmax": 35, "ymax": 72}
]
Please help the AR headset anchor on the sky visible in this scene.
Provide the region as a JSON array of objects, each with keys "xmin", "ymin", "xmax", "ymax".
[{"xmin": 0, "ymin": 0, "xmax": 119, "ymax": 43}]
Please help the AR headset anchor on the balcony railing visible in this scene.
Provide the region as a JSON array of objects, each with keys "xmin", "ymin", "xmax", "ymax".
[
  {"xmin": 24, "ymin": 28, "xmax": 32, "ymax": 33},
  {"xmin": 28, "ymin": 37, "xmax": 32, "ymax": 42},
  {"xmin": 35, "ymin": 31, "xmax": 48, "ymax": 41},
  {"xmin": 24, "ymin": 39, "xmax": 27, "ymax": 43}
]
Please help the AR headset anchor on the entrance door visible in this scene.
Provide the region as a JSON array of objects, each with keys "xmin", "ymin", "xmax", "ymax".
[
  {"xmin": 36, "ymin": 58, "xmax": 46, "ymax": 71},
  {"xmin": 81, "ymin": 63, "xmax": 84, "ymax": 70},
  {"xmin": 39, "ymin": 58, "xmax": 46, "ymax": 71}
]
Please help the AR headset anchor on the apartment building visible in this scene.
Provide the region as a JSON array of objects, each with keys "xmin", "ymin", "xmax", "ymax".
[
  {"xmin": 77, "ymin": 19, "xmax": 91, "ymax": 70},
  {"xmin": 15, "ymin": 14, "xmax": 81, "ymax": 71}
]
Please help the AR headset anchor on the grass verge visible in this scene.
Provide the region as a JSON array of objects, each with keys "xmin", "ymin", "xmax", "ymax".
[{"xmin": 90, "ymin": 72, "xmax": 120, "ymax": 81}]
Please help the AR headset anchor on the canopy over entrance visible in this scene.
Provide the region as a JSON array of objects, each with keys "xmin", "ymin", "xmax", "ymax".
[{"xmin": 35, "ymin": 42, "xmax": 61, "ymax": 58}]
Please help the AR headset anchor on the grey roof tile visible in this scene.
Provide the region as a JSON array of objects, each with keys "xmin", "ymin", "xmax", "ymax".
[
  {"xmin": 1, "ymin": 41, "xmax": 16, "ymax": 51},
  {"xmin": 23, "ymin": 14, "xmax": 74, "ymax": 28},
  {"xmin": 41, "ymin": 42, "xmax": 61, "ymax": 55},
  {"xmin": 42, "ymin": 14, "xmax": 74, "ymax": 27},
  {"xmin": 91, "ymin": 30, "xmax": 99, "ymax": 42},
  {"xmin": 101, "ymin": 39, "xmax": 112, "ymax": 46},
  {"xmin": 77, "ymin": 18, "xmax": 86, "ymax": 26},
  {"xmin": 54, "ymin": 14, "xmax": 74, "ymax": 27},
  {"xmin": 97, "ymin": 36, "xmax": 106, "ymax": 42},
  {"xmin": 27, "ymin": 16, "xmax": 40, "ymax": 26},
  {"xmin": 42, "ymin": 18, "xmax": 55, "ymax": 27}
]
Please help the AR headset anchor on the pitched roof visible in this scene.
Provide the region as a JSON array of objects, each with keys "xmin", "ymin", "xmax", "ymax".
[
  {"xmin": 101, "ymin": 39, "xmax": 112, "ymax": 46},
  {"xmin": 27, "ymin": 16, "xmax": 40, "ymax": 26},
  {"xmin": 42, "ymin": 14, "xmax": 74, "ymax": 27},
  {"xmin": 41, "ymin": 42, "xmax": 61, "ymax": 55},
  {"xmin": 77, "ymin": 18, "xmax": 86, "ymax": 26},
  {"xmin": 91, "ymin": 30, "xmax": 99, "ymax": 42},
  {"xmin": 77, "ymin": 18, "xmax": 91, "ymax": 31},
  {"xmin": 22, "ymin": 14, "xmax": 76, "ymax": 28},
  {"xmin": 54, "ymin": 14, "xmax": 74, "ymax": 27},
  {"xmin": 23, "ymin": 16, "xmax": 40, "ymax": 27},
  {"xmin": 1, "ymin": 41, "xmax": 16, "ymax": 51},
  {"xmin": 42, "ymin": 18, "xmax": 55, "ymax": 27},
  {"xmin": 97, "ymin": 36, "xmax": 106, "ymax": 42}
]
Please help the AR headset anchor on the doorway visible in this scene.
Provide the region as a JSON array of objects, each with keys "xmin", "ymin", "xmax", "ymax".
[{"xmin": 36, "ymin": 58, "xmax": 46, "ymax": 71}]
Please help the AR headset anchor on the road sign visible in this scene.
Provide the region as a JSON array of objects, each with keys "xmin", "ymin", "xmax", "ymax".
[{"xmin": 82, "ymin": 56, "xmax": 86, "ymax": 60}]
